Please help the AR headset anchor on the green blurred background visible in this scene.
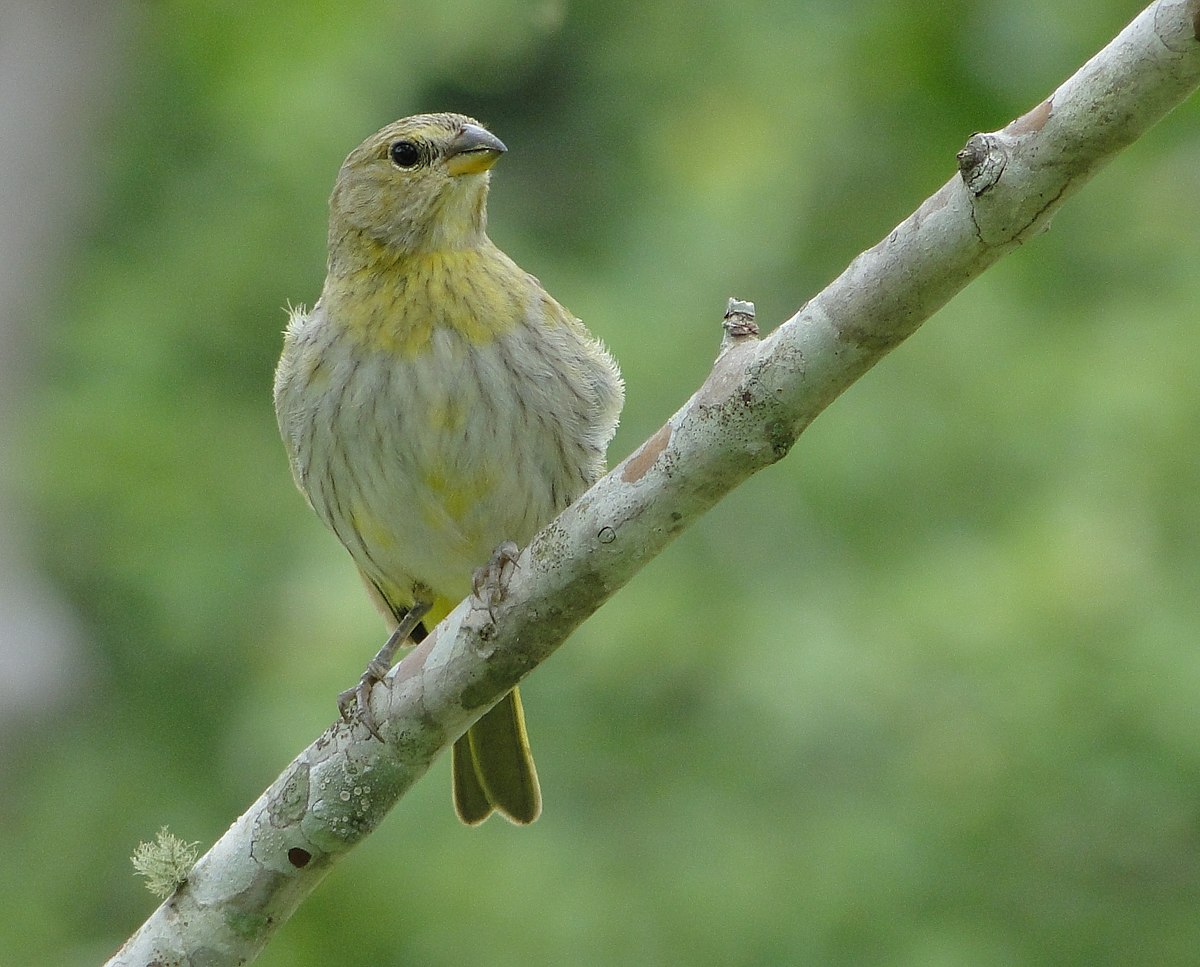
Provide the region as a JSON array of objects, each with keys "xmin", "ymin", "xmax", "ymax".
[{"xmin": 2, "ymin": 0, "xmax": 1198, "ymax": 964}]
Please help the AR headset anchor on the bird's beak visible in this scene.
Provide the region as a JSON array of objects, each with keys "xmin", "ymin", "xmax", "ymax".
[{"xmin": 445, "ymin": 123, "xmax": 507, "ymax": 177}]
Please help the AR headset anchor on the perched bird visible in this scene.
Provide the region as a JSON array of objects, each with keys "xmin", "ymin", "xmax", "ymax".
[{"xmin": 274, "ymin": 113, "xmax": 623, "ymax": 824}]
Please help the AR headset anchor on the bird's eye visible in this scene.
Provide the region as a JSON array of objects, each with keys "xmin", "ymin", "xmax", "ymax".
[{"xmin": 389, "ymin": 140, "xmax": 421, "ymax": 169}]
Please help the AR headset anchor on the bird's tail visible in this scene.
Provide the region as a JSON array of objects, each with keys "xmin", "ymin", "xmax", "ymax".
[{"xmin": 452, "ymin": 686, "xmax": 542, "ymax": 825}]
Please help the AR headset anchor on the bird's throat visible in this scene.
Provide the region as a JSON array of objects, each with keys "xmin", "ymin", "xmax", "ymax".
[{"xmin": 323, "ymin": 242, "xmax": 525, "ymax": 358}]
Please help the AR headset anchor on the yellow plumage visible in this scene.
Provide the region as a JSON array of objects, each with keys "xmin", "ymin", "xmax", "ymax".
[{"xmin": 274, "ymin": 113, "xmax": 623, "ymax": 824}]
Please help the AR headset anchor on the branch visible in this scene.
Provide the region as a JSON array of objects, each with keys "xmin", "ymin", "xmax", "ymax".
[{"xmin": 108, "ymin": 2, "xmax": 1200, "ymax": 963}]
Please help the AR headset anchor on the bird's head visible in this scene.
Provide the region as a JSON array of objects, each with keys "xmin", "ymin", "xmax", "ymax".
[{"xmin": 328, "ymin": 112, "xmax": 507, "ymax": 257}]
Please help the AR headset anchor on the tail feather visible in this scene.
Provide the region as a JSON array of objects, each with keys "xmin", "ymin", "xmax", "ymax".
[{"xmin": 452, "ymin": 687, "xmax": 541, "ymax": 825}]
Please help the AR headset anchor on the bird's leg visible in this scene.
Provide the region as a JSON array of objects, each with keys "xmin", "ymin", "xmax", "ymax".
[
  {"xmin": 338, "ymin": 599, "xmax": 432, "ymax": 740},
  {"xmin": 471, "ymin": 540, "xmax": 521, "ymax": 626}
]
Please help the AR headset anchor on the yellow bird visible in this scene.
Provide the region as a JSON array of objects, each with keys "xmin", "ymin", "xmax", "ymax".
[{"xmin": 274, "ymin": 113, "xmax": 623, "ymax": 824}]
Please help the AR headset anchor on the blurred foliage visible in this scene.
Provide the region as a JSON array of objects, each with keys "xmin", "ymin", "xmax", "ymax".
[{"xmin": 5, "ymin": 0, "xmax": 1200, "ymax": 963}]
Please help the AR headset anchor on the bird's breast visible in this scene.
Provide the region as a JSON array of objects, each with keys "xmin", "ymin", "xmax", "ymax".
[{"xmin": 276, "ymin": 306, "xmax": 601, "ymax": 604}]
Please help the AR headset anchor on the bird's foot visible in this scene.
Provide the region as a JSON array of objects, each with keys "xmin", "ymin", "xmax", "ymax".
[
  {"xmin": 337, "ymin": 656, "xmax": 392, "ymax": 741},
  {"xmin": 471, "ymin": 540, "xmax": 521, "ymax": 625},
  {"xmin": 338, "ymin": 600, "xmax": 432, "ymax": 741}
]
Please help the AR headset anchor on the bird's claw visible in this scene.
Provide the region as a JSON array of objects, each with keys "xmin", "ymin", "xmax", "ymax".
[
  {"xmin": 337, "ymin": 657, "xmax": 391, "ymax": 741},
  {"xmin": 337, "ymin": 602, "xmax": 431, "ymax": 742},
  {"xmin": 471, "ymin": 540, "xmax": 521, "ymax": 624}
]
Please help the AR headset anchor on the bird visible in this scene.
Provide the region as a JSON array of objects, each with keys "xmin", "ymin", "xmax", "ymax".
[{"xmin": 273, "ymin": 113, "xmax": 624, "ymax": 824}]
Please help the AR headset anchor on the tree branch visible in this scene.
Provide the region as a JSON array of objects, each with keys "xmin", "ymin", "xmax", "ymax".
[{"xmin": 107, "ymin": 1, "xmax": 1200, "ymax": 962}]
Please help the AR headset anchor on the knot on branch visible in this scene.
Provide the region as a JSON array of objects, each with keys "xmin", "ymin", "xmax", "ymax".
[
  {"xmin": 1154, "ymin": 0, "xmax": 1200, "ymax": 49},
  {"xmin": 723, "ymin": 298, "xmax": 758, "ymax": 336},
  {"xmin": 720, "ymin": 298, "xmax": 759, "ymax": 356},
  {"xmin": 956, "ymin": 134, "xmax": 1008, "ymax": 196}
]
